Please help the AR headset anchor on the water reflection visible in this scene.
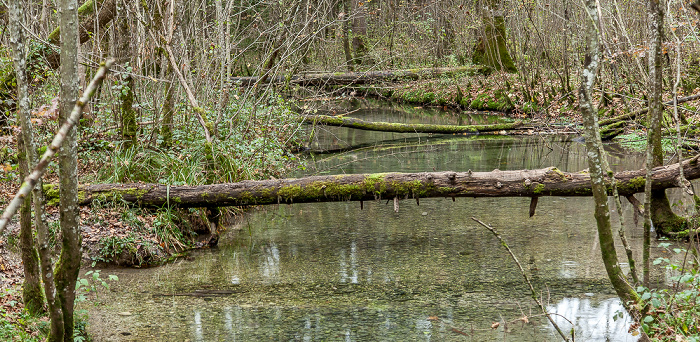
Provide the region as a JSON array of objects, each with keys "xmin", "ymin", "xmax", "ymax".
[
  {"xmin": 548, "ymin": 297, "xmax": 634, "ymax": 341},
  {"xmin": 86, "ymin": 104, "xmax": 689, "ymax": 341},
  {"xmin": 259, "ymin": 243, "xmax": 281, "ymax": 283}
]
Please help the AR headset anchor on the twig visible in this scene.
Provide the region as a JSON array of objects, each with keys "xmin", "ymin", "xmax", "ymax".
[
  {"xmin": 471, "ymin": 217, "xmax": 572, "ymax": 342},
  {"xmin": 0, "ymin": 59, "xmax": 115, "ymax": 233}
]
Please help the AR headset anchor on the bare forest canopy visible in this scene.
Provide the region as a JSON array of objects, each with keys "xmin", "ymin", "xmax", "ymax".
[
  {"xmin": 3, "ymin": 0, "xmax": 700, "ymax": 137},
  {"xmin": 229, "ymin": 67, "xmax": 484, "ymax": 86},
  {"xmin": 45, "ymin": 154, "xmax": 700, "ymax": 208}
]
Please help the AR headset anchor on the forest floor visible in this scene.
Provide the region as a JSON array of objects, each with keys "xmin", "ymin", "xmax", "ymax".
[{"xmin": 1, "ymin": 70, "xmax": 700, "ymax": 338}]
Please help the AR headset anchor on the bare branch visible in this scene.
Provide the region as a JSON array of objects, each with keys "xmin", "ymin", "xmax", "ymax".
[{"xmin": 0, "ymin": 58, "xmax": 115, "ymax": 233}]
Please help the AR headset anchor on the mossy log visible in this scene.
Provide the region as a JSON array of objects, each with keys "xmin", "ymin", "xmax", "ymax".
[
  {"xmin": 301, "ymin": 115, "xmax": 522, "ymax": 134},
  {"xmin": 230, "ymin": 66, "xmax": 482, "ymax": 87},
  {"xmin": 50, "ymin": 155, "xmax": 700, "ymax": 208}
]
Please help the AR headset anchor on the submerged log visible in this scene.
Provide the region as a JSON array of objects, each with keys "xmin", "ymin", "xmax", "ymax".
[
  {"xmin": 230, "ymin": 66, "xmax": 482, "ymax": 87},
  {"xmin": 301, "ymin": 114, "xmax": 523, "ymax": 134},
  {"xmin": 52, "ymin": 155, "xmax": 700, "ymax": 208}
]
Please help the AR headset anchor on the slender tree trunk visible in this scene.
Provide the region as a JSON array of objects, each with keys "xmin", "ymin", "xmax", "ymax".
[
  {"xmin": 161, "ymin": 71, "xmax": 175, "ymax": 148},
  {"xmin": 644, "ymin": 0, "xmax": 684, "ymax": 283},
  {"xmin": 342, "ymin": 0, "xmax": 353, "ymax": 71},
  {"xmin": 17, "ymin": 136, "xmax": 44, "ymax": 315},
  {"xmin": 55, "ymin": 0, "xmax": 82, "ymax": 340},
  {"xmin": 8, "ymin": 0, "xmax": 44, "ymax": 316},
  {"xmin": 579, "ymin": 0, "xmax": 640, "ymax": 311},
  {"xmin": 351, "ymin": 0, "xmax": 367, "ymax": 65},
  {"xmin": 117, "ymin": 0, "xmax": 137, "ymax": 149}
]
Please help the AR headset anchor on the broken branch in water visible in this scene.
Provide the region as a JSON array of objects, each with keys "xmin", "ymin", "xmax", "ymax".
[{"xmin": 471, "ymin": 217, "xmax": 573, "ymax": 342}]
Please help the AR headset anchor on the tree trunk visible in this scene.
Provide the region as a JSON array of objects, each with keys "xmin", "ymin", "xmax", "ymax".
[
  {"xmin": 578, "ymin": 0, "xmax": 640, "ymax": 312},
  {"xmin": 160, "ymin": 72, "xmax": 175, "ymax": 148},
  {"xmin": 55, "ymin": 0, "xmax": 82, "ymax": 340},
  {"xmin": 17, "ymin": 136, "xmax": 44, "ymax": 315},
  {"xmin": 302, "ymin": 115, "xmax": 523, "ymax": 134},
  {"xmin": 472, "ymin": 5, "xmax": 517, "ymax": 73},
  {"xmin": 342, "ymin": 0, "xmax": 354, "ymax": 71},
  {"xmin": 8, "ymin": 0, "xmax": 44, "ymax": 316},
  {"xmin": 117, "ymin": 0, "xmax": 137, "ymax": 149},
  {"xmin": 645, "ymin": 0, "xmax": 685, "ymax": 239},
  {"xmin": 351, "ymin": 0, "xmax": 368, "ymax": 65},
  {"xmin": 43, "ymin": 155, "xmax": 700, "ymax": 209}
]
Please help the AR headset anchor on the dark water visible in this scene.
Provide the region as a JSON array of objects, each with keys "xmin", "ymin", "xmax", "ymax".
[{"xmin": 87, "ymin": 104, "xmax": 689, "ymax": 341}]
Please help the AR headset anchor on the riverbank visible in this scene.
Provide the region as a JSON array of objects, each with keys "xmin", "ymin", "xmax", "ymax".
[{"xmin": 1, "ymin": 72, "xmax": 700, "ymax": 339}]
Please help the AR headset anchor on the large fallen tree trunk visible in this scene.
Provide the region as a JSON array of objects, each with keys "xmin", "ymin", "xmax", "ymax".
[
  {"xmin": 52, "ymin": 154, "xmax": 700, "ymax": 208},
  {"xmin": 230, "ymin": 66, "xmax": 483, "ymax": 87},
  {"xmin": 301, "ymin": 114, "xmax": 523, "ymax": 134}
]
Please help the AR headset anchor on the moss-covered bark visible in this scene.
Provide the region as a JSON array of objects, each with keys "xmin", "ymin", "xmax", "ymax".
[
  {"xmin": 160, "ymin": 74, "xmax": 175, "ymax": 148},
  {"xmin": 55, "ymin": 0, "xmax": 82, "ymax": 339},
  {"xmin": 42, "ymin": 157, "xmax": 700, "ymax": 208},
  {"xmin": 17, "ymin": 136, "xmax": 45, "ymax": 316},
  {"xmin": 578, "ymin": 0, "xmax": 640, "ymax": 311},
  {"xmin": 472, "ymin": 16, "xmax": 517, "ymax": 73},
  {"xmin": 302, "ymin": 114, "xmax": 522, "ymax": 134},
  {"xmin": 645, "ymin": 0, "xmax": 687, "ymax": 238},
  {"xmin": 9, "ymin": 0, "xmax": 46, "ymax": 316},
  {"xmin": 118, "ymin": 3, "xmax": 137, "ymax": 150},
  {"xmin": 120, "ymin": 74, "xmax": 138, "ymax": 149}
]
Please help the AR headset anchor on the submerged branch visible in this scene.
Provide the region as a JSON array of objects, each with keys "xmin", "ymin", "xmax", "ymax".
[{"xmin": 471, "ymin": 217, "xmax": 572, "ymax": 342}]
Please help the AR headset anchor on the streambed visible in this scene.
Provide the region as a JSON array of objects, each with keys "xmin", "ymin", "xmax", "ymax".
[{"xmin": 87, "ymin": 103, "xmax": 684, "ymax": 341}]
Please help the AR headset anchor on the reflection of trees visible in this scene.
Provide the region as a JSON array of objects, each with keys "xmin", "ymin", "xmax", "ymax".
[
  {"xmin": 547, "ymin": 298, "xmax": 632, "ymax": 341},
  {"xmin": 305, "ymin": 135, "xmax": 646, "ymax": 175},
  {"xmin": 259, "ymin": 243, "xmax": 281, "ymax": 283}
]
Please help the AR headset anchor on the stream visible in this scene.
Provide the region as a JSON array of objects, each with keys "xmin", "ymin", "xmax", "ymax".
[{"xmin": 87, "ymin": 101, "xmax": 687, "ymax": 341}]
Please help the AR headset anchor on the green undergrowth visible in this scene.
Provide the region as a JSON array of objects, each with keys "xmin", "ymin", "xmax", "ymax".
[
  {"xmin": 353, "ymin": 71, "xmax": 582, "ymax": 118},
  {"xmin": 615, "ymin": 131, "xmax": 677, "ymax": 154},
  {"xmin": 633, "ymin": 242, "xmax": 700, "ymax": 340},
  {"xmin": 95, "ymin": 95, "xmax": 305, "ymax": 185},
  {"xmin": 88, "ymin": 205, "xmax": 210, "ymax": 267},
  {"xmin": 78, "ymin": 95, "xmax": 307, "ymax": 266}
]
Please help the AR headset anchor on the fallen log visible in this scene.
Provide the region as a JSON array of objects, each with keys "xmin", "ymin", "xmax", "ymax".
[
  {"xmin": 599, "ymin": 94, "xmax": 700, "ymax": 127},
  {"xmin": 301, "ymin": 114, "xmax": 523, "ymax": 134},
  {"xmin": 48, "ymin": 154, "xmax": 700, "ymax": 208},
  {"xmin": 230, "ymin": 66, "xmax": 483, "ymax": 87}
]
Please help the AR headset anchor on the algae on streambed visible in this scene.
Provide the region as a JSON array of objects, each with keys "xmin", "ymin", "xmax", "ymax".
[
  {"xmin": 84, "ymin": 106, "xmax": 683, "ymax": 341},
  {"xmin": 86, "ymin": 194, "xmax": 674, "ymax": 341}
]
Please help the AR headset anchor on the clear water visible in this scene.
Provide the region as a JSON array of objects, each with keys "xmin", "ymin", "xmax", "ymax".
[{"xmin": 87, "ymin": 103, "xmax": 685, "ymax": 341}]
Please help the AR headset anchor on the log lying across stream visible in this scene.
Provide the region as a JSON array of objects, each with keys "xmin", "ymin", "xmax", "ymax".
[
  {"xmin": 230, "ymin": 66, "xmax": 483, "ymax": 87},
  {"xmin": 301, "ymin": 114, "xmax": 523, "ymax": 134},
  {"xmin": 59, "ymin": 155, "xmax": 700, "ymax": 208}
]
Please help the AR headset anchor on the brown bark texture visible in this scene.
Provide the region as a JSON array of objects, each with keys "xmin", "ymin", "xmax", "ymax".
[{"xmin": 58, "ymin": 155, "xmax": 700, "ymax": 208}]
